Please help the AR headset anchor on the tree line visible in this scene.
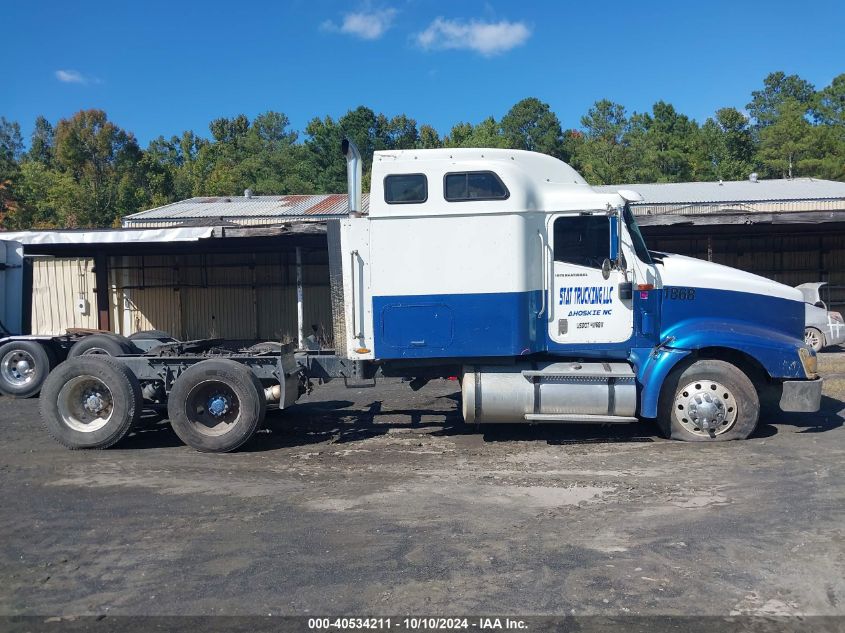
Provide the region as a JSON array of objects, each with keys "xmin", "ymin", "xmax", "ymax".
[{"xmin": 0, "ymin": 71, "xmax": 843, "ymax": 230}]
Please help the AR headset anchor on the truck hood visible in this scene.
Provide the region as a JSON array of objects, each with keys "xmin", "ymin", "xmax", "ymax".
[{"xmin": 654, "ymin": 253, "xmax": 803, "ymax": 303}]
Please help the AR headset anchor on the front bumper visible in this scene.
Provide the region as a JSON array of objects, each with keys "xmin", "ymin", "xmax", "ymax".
[{"xmin": 779, "ymin": 378, "xmax": 823, "ymax": 413}]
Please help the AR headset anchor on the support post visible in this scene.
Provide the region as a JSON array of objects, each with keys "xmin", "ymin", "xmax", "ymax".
[
  {"xmin": 94, "ymin": 253, "xmax": 111, "ymax": 332},
  {"xmin": 296, "ymin": 247, "xmax": 305, "ymax": 350}
]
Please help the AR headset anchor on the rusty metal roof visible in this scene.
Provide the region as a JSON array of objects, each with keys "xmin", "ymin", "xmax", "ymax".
[
  {"xmin": 123, "ymin": 193, "xmax": 370, "ymax": 227},
  {"xmin": 125, "ymin": 177, "xmax": 845, "ymax": 228}
]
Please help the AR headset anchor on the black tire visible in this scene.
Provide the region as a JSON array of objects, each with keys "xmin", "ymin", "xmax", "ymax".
[
  {"xmin": 40, "ymin": 356, "xmax": 142, "ymax": 449},
  {"xmin": 167, "ymin": 359, "xmax": 266, "ymax": 453},
  {"xmin": 657, "ymin": 359, "xmax": 759, "ymax": 442},
  {"xmin": 128, "ymin": 330, "xmax": 173, "ymax": 341},
  {"xmin": 804, "ymin": 327, "xmax": 824, "ymax": 353},
  {"xmin": 68, "ymin": 333, "xmax": 137, "ymax": 358},
  {"xmin": 0, "ymin": 340, "xmax": 54, "ymax": 398}
]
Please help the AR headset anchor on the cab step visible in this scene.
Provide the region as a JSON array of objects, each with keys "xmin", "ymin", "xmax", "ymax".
[
  {"xmin": 523, "ymin": 413, "xmax": 639, "ymax": 423},
  {"xmin": 521, "ymin": 362, "xmax": 635, "ymax": 381}
]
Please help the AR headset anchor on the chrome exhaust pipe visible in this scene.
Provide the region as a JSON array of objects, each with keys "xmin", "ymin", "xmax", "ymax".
[{"xmin": 342, "ymin": 138, "xmax": 363, "ymax": 217}]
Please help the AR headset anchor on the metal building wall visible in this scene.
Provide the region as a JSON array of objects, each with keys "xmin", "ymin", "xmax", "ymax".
[
  {"xmin": 110, "ymin": 255, "xmax": 182, "ymax": 337},
  {"xmin": 31, "ymin": 257, "xmax": 99, "ymax": 334},
  {"xmin": 108, "ymin": 249, "xmax": 331, "ymax": 343}
]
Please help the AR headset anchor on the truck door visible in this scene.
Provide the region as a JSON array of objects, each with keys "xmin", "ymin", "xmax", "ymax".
[{"xmin": 547, "ymin": 213, "xmax": 634, "ymax": 345}]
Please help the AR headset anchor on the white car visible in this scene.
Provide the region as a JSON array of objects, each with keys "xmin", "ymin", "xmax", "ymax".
[{"xmin": 797, "ymin": 282, "xmax": 845, "ymax": 352}]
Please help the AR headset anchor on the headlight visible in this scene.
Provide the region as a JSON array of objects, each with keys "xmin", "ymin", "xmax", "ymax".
[{"xmin": 799, "ymin": 347, "xmax": 818, "ymax": 378}]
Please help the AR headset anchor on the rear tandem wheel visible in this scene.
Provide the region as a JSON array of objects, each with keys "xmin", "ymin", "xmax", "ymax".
[
  {"xmin": 167, "ymin": 359, "xmax": 266, "ymax": 453},
  {"xmin": 39, "ymin": 356, "xmax": 143, "ymax": 449}
]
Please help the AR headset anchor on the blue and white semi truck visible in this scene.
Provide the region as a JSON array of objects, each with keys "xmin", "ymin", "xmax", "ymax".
[{"xmin": 39, "ymin": 142, "xmax": 823, "ymax": 451}]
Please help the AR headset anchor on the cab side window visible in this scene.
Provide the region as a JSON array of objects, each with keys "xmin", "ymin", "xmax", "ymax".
[
  {"xmin": 384, "ymin": 174, "xmax": 428, "ymax": 204},
  {"xmin": 553, "ymin": 216, "xmax": 609, "ymax": 269},
  {"xmin": 444, "ymin": 171, "xmax": 509, "ymax": 201}
]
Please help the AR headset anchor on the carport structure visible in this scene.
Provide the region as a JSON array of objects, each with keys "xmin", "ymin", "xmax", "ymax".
[{"xmin": 2, "ymin": 224, "xmax": 330, "ymax": 348}]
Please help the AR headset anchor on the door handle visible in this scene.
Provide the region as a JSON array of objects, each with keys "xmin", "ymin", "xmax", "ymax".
[
  {"xmin": 350, "ymin": 250, "xmax": 363, "ymax": 339},
  {"xmin": 538, "ymin": 230, "xmax": 547, "ymax": 318}
]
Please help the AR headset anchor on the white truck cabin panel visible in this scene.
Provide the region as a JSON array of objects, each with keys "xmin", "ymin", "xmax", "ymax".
[{"xmin": 335, "ymin": 148, "xmax": 647, "ymax": 360}]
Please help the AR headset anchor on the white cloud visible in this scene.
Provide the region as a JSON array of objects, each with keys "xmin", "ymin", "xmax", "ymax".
[
  {"xmin": 416, "ymin": 17, "xmax": 531, "ymax": 56},
  {"xmin": 322, "ymin": 8, "xmax": 397, "ymax": 40},
  {"xmin": 55, "ymin": 69, "xmax": 100, "ymax": 85}
]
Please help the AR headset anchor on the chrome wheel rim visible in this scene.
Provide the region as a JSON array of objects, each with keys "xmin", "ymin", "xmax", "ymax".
[
  {"xmin": 185, "ymin": 380, "xmax": 240, "ymax": 437},
  {"xmin": 57, "ymin": 375, "xmax": 114, "ymax": 433},
  {"xmin": 804, "ymin": 328, "xmax": 820, "ymax": 350},
  {"xmin": 81, "ymin": 347, "xmax": 110, "ymax": 356},
  {"xmin": 674, "ymin": 379, "xmax": 738, "ymax": 437},
  {"xmin": 1, "ymin": 350, "xmax": 37, "ymax": 386}
]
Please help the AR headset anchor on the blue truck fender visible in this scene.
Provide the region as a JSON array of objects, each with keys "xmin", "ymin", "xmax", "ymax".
[
  {"xmin": 631, "ymin": 347, "xmax": 691, "ymax": 419},
  {"xmin": 634, "ymin": 318, "xmax": 810, "ymax": 418}
]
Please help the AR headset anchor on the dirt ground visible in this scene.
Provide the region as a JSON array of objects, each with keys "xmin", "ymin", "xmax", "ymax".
[{"xmin": 0, "ymin": 353, "xmax": 843, "ymax": 619}]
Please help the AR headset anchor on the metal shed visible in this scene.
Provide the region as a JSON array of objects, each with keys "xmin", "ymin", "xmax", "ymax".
[{"xmin": 2, "ymin": 225, "xmax": 331, "ymax": 348}]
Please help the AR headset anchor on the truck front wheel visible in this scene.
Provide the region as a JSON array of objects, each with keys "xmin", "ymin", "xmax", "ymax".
[
  {"xmin": 658, "ymin": 359, "xmax": 759, "ymax": 441},
  {"xmin": 0, "ymin": 341, "xmax": 55, "ymax": 398},
  {"xmin": 40, "ymin": 356, "xmax": 142, "ymax": 449},
  {"xmin": 167, "ymin": 359, "xmax": 266, "ymax": 453}
]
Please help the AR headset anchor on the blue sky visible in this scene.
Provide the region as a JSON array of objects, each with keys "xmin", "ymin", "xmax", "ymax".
[{"xmin": 3, "ymin": 0, "xmax": 844, "ymax": 146}]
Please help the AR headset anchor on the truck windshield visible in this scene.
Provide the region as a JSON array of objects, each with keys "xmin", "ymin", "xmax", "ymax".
[{"xmin": 623, "ymin": 206, "xmax": 652, "ymax": 264}]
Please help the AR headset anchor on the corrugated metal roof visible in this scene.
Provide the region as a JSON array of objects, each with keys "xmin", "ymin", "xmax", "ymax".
[
  {"xmin": 123, "ymin": 177, "xmax": 845, "ymax": 228},
  {"xmin": 594, "ymin": 178, "xmax": 845, "ymax": 204},
  {"xmin": 123, "ymin": 193, "xmax": 370, "ymax": 226}
]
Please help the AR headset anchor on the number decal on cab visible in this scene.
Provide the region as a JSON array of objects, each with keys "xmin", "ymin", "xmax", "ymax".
[{"xmin": 668, "ymin": 287, "xmax": 696, "ymax": 301}]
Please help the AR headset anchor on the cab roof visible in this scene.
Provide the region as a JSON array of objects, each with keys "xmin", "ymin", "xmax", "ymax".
[{"xmin": 369, "ymin": 148, "xmax": 625, "ymax": 218}]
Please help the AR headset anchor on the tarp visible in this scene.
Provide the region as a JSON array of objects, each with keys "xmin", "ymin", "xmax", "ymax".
[{"xmin": 0, "ymin": 226, "xmax": 216, "ymax": 245}]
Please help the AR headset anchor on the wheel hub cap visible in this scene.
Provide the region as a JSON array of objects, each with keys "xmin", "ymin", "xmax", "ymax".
[
  {"xmin": 56, "ymin": 375, "xmax": 115, "ymax": 433},
  {"xmin": 2, "ymin": 350, "xmax": 37, "ymax": 386},
  {"xmin": 207, "ymin": 395, "xmax": 229, "ymax": 417},
  {"xmin": 84, "ymin": 392, "xmax": 107, "ymax": 414},
  {"xmin": 687, "ymin": 392, "xmax": 725, "ymax": 429},
  {"xmin": 674, "ymin": 379, "xmax": 738, "ymax": 437}
]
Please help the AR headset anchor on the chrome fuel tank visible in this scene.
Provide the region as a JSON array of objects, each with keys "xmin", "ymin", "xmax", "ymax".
[{"xmin": 461, "ymin": 361, "xmax": 637, "ymax": 424}]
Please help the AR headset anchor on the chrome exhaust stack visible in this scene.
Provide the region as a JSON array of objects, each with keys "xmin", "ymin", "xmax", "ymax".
[{"xmin": 342, "ymin": 138, "xmax": 363, "ymax": 217}]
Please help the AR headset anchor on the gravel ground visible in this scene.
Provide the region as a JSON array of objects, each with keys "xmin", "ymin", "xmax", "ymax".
[{"xmin": 0, "ymin": 353, "xmax": 843, "ymax": 618}]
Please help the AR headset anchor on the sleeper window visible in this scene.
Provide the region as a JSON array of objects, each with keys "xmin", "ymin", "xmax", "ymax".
[
  {"xmin": 384, "ymin": 174, "xmax": 428, "ymax": 204},
  {"xmin": 444, "ymin": 171, "xmax": 509, "ymax": 201}
]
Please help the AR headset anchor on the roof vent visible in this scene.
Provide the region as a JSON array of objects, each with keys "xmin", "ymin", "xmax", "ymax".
[
  {"xmin": 749, "ymin": 173, "xmax": 759, "ymax": 183},
  {"xmin": 244, "ymin": 188, "xmax": 253, "ymax": 198}
]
